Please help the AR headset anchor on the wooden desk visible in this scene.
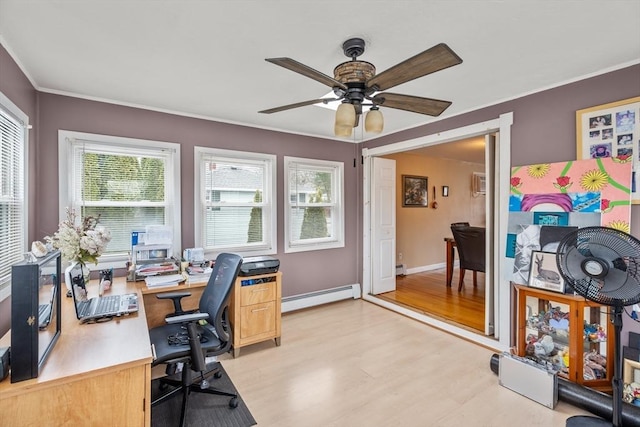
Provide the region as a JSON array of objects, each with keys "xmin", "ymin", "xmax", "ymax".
[
  {"xmin": 137, "ymin": 279, "xmax": 207, "ymax": 329},
  {"xmin": 140, "ymin": 272, "xmax": 283, "ymax": 357},
  {"xmin": 0, "ymin": 279, "xmax": 153, "ymax": 427},
  {"xmin": 444, "ymin": 237, "xmax": 456, "ymax": 287}
]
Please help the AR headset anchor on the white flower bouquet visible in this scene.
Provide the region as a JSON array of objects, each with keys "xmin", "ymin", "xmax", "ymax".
[{"xmin": 46, "ymin": 208, "xmax": 112, "ymax": 265}]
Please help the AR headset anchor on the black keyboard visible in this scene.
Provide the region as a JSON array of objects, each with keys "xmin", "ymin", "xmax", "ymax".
[{"xmin": 95, "ymin": 295, "xmax": 119, "ymax": 315}]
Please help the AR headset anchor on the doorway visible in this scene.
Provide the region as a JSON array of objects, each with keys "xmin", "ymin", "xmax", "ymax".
[
  {"xmin": 362, "ymin": 113, "xmax": 513, "ymax": 351},
  {"xmin": 378, "ymin": 136, "xmax": 489, "ymax": 333}
]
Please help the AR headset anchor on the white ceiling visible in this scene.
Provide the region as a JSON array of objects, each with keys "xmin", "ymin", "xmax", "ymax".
[{"xmin": 1, "ymin": 1, "xmax": 639, "ymax": 142}]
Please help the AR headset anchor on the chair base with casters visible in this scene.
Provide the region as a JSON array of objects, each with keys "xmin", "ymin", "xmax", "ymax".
[
  {"xmin": 151, "ymin": 360, "xmax": 238, "ymax": 411},
  {"xmin": 148, "ymin": 253, "xmax": 243, "ymax": 427},
  {"xmin": 149, "ymin": 303, "xmax": 239, "ymax": 426}
]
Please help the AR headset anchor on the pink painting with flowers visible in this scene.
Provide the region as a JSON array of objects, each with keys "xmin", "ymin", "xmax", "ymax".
[{"xmin": 510, "ymin": 157, "xmax": 632, "ymax": 232}]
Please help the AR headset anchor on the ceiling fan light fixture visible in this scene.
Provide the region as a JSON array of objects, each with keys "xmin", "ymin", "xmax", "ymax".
[
  {"xmin": 365, "ymin": 107, "xmax": 384, "ymax": 133},
  {"xmin": 334, "ymin": 123, "xmax": 352, "ymax": 137},
  {"xmin": 335, "ymin": 102, "xmax": 356, "ymax": 127},
  {"xmin": 261, "ymin": 39, "xmax": 463, "ymax": 137}
]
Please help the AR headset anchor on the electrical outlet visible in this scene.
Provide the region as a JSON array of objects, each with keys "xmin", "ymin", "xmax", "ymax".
[{"xmin": 399, "ymin": 252, "xmax": 403, "ymax": 260}]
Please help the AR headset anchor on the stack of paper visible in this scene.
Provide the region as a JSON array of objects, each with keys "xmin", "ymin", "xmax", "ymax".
[{"xmin": 144, "ymin": 273, "xmax": 185, "ymax": 288}]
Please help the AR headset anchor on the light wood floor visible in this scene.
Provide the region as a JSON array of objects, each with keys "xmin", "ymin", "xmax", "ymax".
[
  {"xmin": 378, "ymin": 267, "xmax": 486, "ymax": 332},
  {"xmin": 220, "ymin": 299, "xmax": 591, "ymax": 426}
]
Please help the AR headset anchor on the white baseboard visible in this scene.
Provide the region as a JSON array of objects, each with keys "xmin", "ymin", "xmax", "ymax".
[
  {"xmin": 281, "ymin": 283, "xmax": 361, "ymax": 313},
  {"xmin": 406, "ymin": 261, "xmax": 457, "ymax": 275}
]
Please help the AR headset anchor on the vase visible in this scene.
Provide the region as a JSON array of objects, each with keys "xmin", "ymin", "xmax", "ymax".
[{"xmin": 64, "ymin": 260, "xmax": 90, "ymax": 296}]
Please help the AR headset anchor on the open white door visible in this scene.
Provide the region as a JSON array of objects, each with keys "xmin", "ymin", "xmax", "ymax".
[
  {"xmin": 371, "ymin": 157, "xmax": 396, "ymax": 294},
  {"xmin": 484, "ymin": 134, "xmax": 496, "ymax": 335}
]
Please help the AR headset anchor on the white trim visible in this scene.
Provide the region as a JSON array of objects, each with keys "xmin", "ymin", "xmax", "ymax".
[
  {"xmin": 283, "ymin": 156, "xmax": 345, "ymax": 253},
  {"xmin": 282, "ymin": 284, "xmax": 361, "ymax": 313},
  {"xmin": 361, "ymin": 293, "xmax": 507, "ymax": 352},
  {"xmin": 362, "ymin": 112, "xmax": 513, "ymax": 350},
  {"xmin": 193, "ymin": 146, "xmax": 277, "ymax": 258},
  {"xmin": 0, "ymin": 90, "xmax": 29, "ymax": 301},
  {"xmin": 57, "ymin": 130, "xmax": 181, "ymax": 268}
]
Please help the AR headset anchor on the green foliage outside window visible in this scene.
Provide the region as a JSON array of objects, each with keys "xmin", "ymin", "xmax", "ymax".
[
  {"xmin": 247, "ymin": 190, "xmax": 263, "ymax": 243},
  {"xmin": 82, "ymin": 153, "xmax": 165, "ymax": 201},
  {"xmin": 300, "ymin": 189, "xmax": 328, "ymax": 239}
]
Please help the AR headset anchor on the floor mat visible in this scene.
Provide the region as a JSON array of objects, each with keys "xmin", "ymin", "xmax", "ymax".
[{"xmin": 151, "ymin": 362, "xmax": 257, "ymax": 427}]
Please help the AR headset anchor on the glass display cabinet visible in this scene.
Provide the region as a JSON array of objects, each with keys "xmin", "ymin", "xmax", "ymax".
[{"xmin": 515, "ymin": 285, "xmax": 614, "ymax": 391}]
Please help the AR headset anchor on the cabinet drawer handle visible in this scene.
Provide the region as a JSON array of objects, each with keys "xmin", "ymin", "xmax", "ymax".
[
  {"xmin": 251, "ymin": 288, "xmax": 269, "ymax": 293},
  {"xmin": 251, "ymin": 307, "xmax": 270, "ymax": 313}
]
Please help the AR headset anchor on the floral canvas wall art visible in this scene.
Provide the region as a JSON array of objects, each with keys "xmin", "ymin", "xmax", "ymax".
[
  {"xmin": 507, "ymin": 157, "xmax": 631, "ymax": 285},
  {"xmin": 510, "ymin": 157, "xmax": 631, "ymax": 231}
]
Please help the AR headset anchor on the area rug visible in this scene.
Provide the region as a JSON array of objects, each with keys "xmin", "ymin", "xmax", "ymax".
[{"xmin": 151, "ymin": 362, "xmax": 257, "ymax": 427}]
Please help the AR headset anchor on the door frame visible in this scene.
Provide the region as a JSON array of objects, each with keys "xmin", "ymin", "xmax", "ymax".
[{"xmin": 362, "ymin": 112, "xmax": 513, "ymax": 352}]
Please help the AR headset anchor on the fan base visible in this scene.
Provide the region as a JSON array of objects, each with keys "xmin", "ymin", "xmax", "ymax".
[{"xmin": 566, "ymin": 415, "xmax": 611, "ymax": 426}]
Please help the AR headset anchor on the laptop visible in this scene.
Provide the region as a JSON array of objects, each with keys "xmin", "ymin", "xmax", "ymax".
[
  {"xmin": 38, "ymin": 279, "xmax": 57, "ymax": 329},
  {"xmin": 68, "ymin": 264, "xmax": 139, "ymax": 324}
]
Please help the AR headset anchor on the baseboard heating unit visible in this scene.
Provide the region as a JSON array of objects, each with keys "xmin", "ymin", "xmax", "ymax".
[{"xmin": 281, "ymin": 284, "xmax": 361, "ymax": 313}]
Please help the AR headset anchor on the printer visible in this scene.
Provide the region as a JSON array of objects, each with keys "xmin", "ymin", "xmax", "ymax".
[{"xmin": 239, "ymin": 256, "xmax": 280, "ymax": 276}]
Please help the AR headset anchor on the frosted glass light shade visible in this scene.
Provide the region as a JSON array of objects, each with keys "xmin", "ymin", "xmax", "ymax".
[
  {"xmin": 334, "ymin": 123, "xmax": 352, "ymax": 137},
  {"xmin": 365, "ymin": 108, "xmax": 384, "ymax": 133},
  {"xmin": 335, "ymin": 103, "xmax": 356, "ymax": 127}
]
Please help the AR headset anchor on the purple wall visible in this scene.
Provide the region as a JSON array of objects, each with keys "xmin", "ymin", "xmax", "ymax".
[
  {"xmin": 0, "ymin": 44, "xmax": 38, "ymax": 335},
  {"xmin": 2, "ymin": 38, "xmax": 640, "ymax": 345},
  {"xmin": 36, "ymin": 94, "xmax": 362, "ymax": 299},
  {"xmin": 364, "ymin": 63, "xmax": 640, "ymax": 346}
]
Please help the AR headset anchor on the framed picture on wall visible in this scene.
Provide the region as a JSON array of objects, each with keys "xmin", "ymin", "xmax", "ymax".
[
  {"xmin": 402, "ymin": 175, "xmax": 428, "ymax": 207},
  {"xmin": 527, "ymin": 251, "xmax": 565, "ymax": 293},
  {"xmin": 576, "ymin": 96, "xmax": 640, "ymax": 203}
]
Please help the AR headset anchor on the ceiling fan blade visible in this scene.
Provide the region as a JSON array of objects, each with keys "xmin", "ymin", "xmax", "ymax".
[
  {"xmin": 265, "ymin": 58, "xmax": 348, "ymax": 91},
  {"xmin": 372, "ymin": 93, "xmax": 452, "ymax": 116},
  {"xmin": 367, "ymin": 43, "xmax": 462, "ymax": 91},
  {"xmin": 258, "ymin": 98, "xmax": 340, "ymax": 114}
]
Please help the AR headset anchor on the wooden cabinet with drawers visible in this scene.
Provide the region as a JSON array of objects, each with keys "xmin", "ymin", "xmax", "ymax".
[{"xmin": 230, "ymin": 271, "xmax": 282, "ymax": 357}]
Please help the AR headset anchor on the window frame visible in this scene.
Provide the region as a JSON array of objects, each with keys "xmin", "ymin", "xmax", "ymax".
[
  {"xmin": 194, "ymin": 146, "xmax": 277, "ymax": 258},
  {"xmin": 0, "ymin": 91, "xmax": 29, "ymax": 301},
  {"xmin": 284, "ymin": 156, "xmax": 344, "ymax": 253},
  {"xmin": 58, "ymin": 130, "xmax": 181, "ymax": 269}
]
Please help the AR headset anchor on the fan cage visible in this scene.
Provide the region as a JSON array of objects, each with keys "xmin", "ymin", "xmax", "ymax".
[{"xmin": 556, "ymin": 226, "xmax": 640, "ymax": 307}]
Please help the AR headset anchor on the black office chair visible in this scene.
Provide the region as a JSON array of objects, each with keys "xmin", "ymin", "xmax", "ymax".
[
  {"xmin": 149, "ymin": 252, "xmax": 243, "ymax": 427},
  {"xmin": 450, "ymin": 226, "xmax": 485, "ymax": 291}
]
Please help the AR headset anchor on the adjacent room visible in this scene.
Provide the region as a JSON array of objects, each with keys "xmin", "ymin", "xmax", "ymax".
[{"xmin": 1, "ymin": 1, "xmax": 640, "ymax": 426}]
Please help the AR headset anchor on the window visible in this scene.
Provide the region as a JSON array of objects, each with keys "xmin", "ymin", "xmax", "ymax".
[
  {"xmin": 285, "ymin": 157, "xmax": 344, "ymax": 253},
  {"xmin": 58, "ymin": 131, "xmax": 181, "ymax": 267},
  {"xmin": 0, "ymin": 92, "xmax": 28, "ymax": 300},
  {"xmin": 194, "ymin": 147, "xmax": 276, "ymax": 257}
]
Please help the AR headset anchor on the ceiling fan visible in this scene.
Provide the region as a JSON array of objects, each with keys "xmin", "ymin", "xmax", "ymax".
[{"xmin": 258, "ymin": 37, "xmax": 463, "ymax": 137}]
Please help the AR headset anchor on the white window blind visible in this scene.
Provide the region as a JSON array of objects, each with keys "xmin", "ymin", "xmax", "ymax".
[
  {"xmin": 284, "ymin": 157, "xmax": 344, "ymax": 253},
  {"xmin": 0, "ymin": 95, "xmax": 27, "ymax": 298},
  {"xmin": 59, "ymin": 131, "xmax": 180, "ymax": 266},
  {"xmin": 195, "ymin": 147, "xmax": 276, "ymax": 257}
]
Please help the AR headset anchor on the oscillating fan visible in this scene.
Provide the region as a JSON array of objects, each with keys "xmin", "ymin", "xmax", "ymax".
[{"xmin": 556, "ymin": 226, "xmax": 640, "ymax": 427}]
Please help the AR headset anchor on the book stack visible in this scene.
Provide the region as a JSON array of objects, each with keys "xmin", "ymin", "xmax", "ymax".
[{"xmin": 185, "ymin": 265, "xmax": 212, "ymax": 284}]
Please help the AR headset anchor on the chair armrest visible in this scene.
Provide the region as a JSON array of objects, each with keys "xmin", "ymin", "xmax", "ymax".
[
  {"xmin": 156, "ymin": 291, "xmax": 192, "ymax": 316},
  {"xmin": 165, "ymin": 312, "xmax": 209, "ymax": 325},
  {"xmin": 156, "ymin": 291, "xmax": 191, "ymax": 300}
]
